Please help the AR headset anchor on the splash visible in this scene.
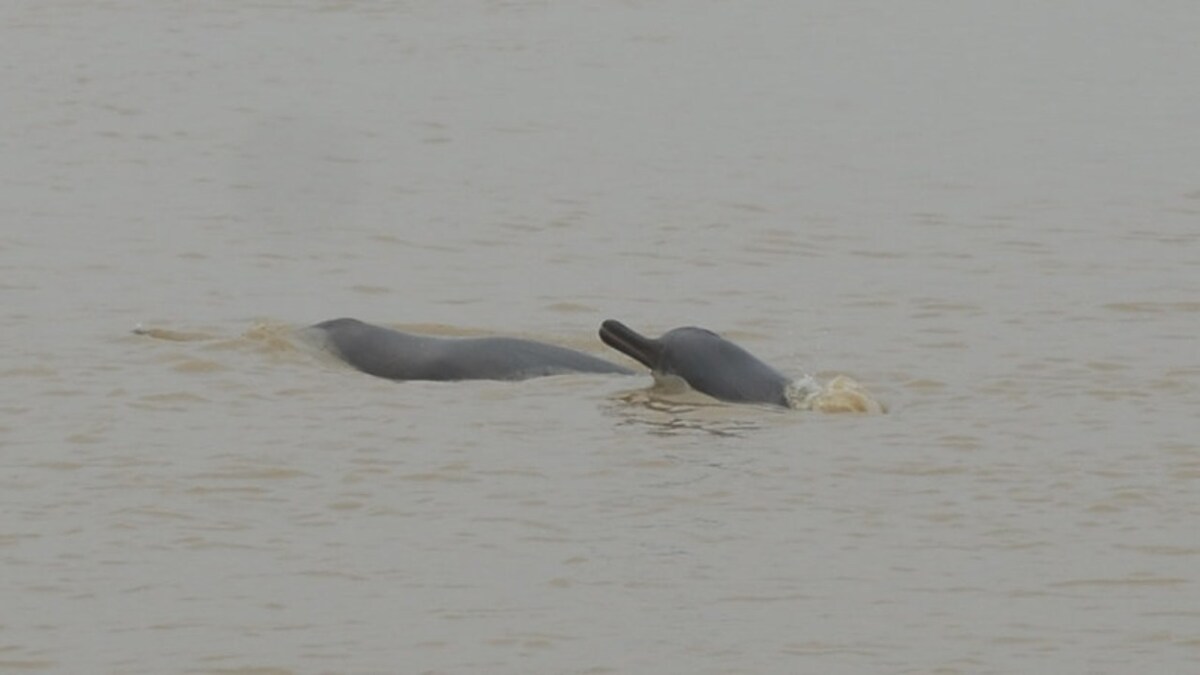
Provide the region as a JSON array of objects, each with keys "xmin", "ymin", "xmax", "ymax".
[{"xmin": 786, "ymin": 374, "xmax": 885, "ymax": 414}]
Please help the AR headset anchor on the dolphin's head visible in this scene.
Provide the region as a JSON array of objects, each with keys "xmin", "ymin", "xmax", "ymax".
[{"xmin": 600, "ymin": 319, "xmax": 792, "ymax": 406}]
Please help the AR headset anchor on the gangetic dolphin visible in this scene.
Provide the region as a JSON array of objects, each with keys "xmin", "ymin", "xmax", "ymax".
[
  {"xmin": 599, "ymin": 319, "xmax": 794, "ymax": 407},
  {"xmin": 307, "ymin": 317, "xmax": 633, "ymax": 381}
]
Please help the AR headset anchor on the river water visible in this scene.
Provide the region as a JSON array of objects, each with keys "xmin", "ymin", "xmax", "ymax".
[{"xmin": 3, "ymin": 1, "xmax": 1199, "ymax": 673}]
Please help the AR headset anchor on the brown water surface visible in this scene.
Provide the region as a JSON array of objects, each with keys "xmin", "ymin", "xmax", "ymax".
[{"xmin": 2, "ymin": 1, "xmax": 1198, "ymax": 673}]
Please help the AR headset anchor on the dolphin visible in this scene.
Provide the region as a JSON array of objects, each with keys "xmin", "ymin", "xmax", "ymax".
[
  {"xmin": 307, "ymin": 317, "xmax": 633, "ymax": 381},
  {"xmin": 599, "ymin": 319, "xmax": 794, "ymax": 407}
]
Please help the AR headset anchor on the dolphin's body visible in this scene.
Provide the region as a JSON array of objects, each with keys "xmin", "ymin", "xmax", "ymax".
[{"xmin": 308, "ymin": 317, "xmax": 633, "ymax": 381}]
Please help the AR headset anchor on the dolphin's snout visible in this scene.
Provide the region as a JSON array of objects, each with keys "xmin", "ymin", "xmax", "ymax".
[{"xmin": 599, "ymin": 320, "xmax": 658, "ymax": 370}]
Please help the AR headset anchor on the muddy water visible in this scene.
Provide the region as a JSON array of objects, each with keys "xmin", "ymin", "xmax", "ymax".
[{"xmin": 3, "ymin": 1, "xmax": 1198, "ymax": 673}]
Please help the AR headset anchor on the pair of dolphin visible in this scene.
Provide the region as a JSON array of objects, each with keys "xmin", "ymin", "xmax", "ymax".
[{"xmin": 308, "ymin": 317, "xmax": 794, "ymax": 407}]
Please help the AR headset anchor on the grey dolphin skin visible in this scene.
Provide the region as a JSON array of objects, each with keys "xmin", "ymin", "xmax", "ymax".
[
  {"xmin": 309, "ymin": 317, "xmax": 633, "ymax": 381},
  {"xmin": 599, "ymin": 319, "xmax": 793, "ymax": 407}
]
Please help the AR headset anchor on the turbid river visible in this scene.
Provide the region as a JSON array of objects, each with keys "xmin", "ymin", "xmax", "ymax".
[{"xmin": 3, "ymin": 1, "xmax": 1198, "ymax": 673}]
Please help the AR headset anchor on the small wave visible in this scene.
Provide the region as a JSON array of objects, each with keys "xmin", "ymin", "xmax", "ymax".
[{"xmin": 131, "ymin": 324, "xmax": 216, "ymax": 342}]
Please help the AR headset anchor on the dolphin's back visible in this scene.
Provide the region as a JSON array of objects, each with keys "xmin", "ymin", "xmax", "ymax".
[
  {"xmin": 310, "ymin": 318, "xmax": 631, "ymax": 381},
  {"xmin": 435, "ymin": 336, "xmax": 633, "ymax": 380}
]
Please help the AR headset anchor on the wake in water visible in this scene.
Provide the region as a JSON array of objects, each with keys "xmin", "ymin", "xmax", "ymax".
[{"xmin": 619, "ymin": 371, "xmax": 884, "ymax": 414}]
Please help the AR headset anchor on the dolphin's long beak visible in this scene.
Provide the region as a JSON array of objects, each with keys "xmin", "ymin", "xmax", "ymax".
[{"xmin": 599, "ymin": 320, "xmax": 660, "ymax": 370}]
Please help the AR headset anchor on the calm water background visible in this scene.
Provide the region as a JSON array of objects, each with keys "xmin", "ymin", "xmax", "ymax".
[{"xmin": 3, "ymin": 1, "xmax": 1199, "ymax": 673}]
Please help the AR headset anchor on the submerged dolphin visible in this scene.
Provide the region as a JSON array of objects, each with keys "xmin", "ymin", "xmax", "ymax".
[
  {"xmin": 308, "ymin": 318, "xmax": 633, "ymax": 381},
  {"xmin": 599, "ymin": 319, "xmax": 794, "ymax": 407}
]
